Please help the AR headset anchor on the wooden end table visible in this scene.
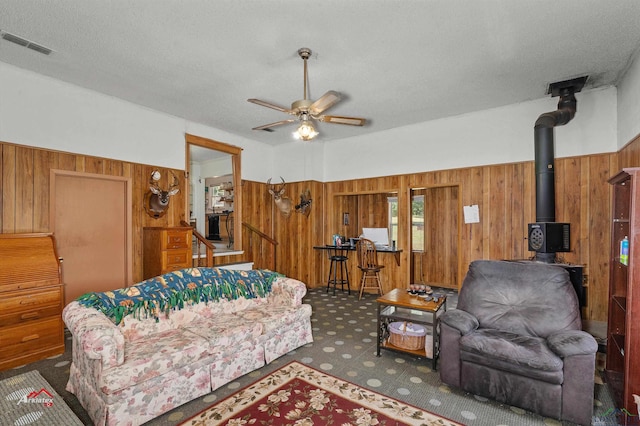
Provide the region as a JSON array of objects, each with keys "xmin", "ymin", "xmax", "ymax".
[{"xmin": 376, "ymin": 288, "xmax": 447, "ymax": 370}]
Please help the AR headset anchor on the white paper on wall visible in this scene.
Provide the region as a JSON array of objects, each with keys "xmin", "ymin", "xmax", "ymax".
[{"xmin": 463, "ymin": 205, "xmax": 480, "ymax": 224}]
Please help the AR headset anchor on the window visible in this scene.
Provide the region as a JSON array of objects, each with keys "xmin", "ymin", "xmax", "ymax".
[
  {"xmin": 210, "ymin": 185, "xmax": 226, "ymax": 209},
  {"xmin": 388, "ymin": 196, "xmax": 398, "ymax": 244},
  {"xmin": 386, "ymin": 195, "xmax": 424, "ymax": 249},
  {"xmin": 412, "ymin": 195, "xmax": 425, "ymax": 251}
]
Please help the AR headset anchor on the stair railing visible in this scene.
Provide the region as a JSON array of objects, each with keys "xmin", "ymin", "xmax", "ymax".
[
  {"xmin": 242, "ymin": 222, "xmax": 278, "ymax": 271},
  {"xmin": 181, "ymin": 220, "xmax": 214, "ymax": 267}
]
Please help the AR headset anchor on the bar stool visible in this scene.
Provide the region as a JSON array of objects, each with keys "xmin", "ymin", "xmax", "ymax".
[
  {"xmin": 356, "ymin": 238, "xmax": 384, "ymax": 300},
  {"xmin": 326, "ymin": 245, "xmax": 350, "ymax": 295}
]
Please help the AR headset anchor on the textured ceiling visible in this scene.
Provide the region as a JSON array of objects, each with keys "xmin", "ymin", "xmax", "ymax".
[{"xmin": 2, "ymin": 0, "xmax": 640, "ymax": 147}]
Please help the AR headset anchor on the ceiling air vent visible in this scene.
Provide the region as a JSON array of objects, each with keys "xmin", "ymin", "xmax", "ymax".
[{"xmin": 1, "ymin": 29, "xmax": 53, "ymax": 55}]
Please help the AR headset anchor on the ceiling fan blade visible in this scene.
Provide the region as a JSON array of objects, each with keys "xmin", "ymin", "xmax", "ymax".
[
  {"xmin": 309, "ymin": 91, "xmax": 341, "ymax": 115},
  {"xmin": 252, "ymin": 119, "xmax": 296, "ymax": 131},
  {"xmin": 247, "ymin": 98, "xmax": 293, "ymax": 114},
  {"xmin": 318, "ymin": 115, "xmax": 366, "ymax": 126}
]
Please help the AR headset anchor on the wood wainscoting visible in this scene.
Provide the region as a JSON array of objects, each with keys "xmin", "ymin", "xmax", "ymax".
[
  {"xmin": 5, "ymin": 136, "xmax": 640, "ymax": 322},
  {"xmin": 0, "ymin": 141, "xmax": 186, "ymax": 284},
  {"xmin": 220, "ymin": 151, "xmax": 623, "ymax": 323}
]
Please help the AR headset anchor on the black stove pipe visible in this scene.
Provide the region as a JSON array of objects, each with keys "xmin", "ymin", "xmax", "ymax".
[
  {"xmin": 534, "ymin": 90, "xmax": 577, "ymax": 224},
  {"xmin": 533, "ymin": 84, "xmax": 582, "ymax": 264}
]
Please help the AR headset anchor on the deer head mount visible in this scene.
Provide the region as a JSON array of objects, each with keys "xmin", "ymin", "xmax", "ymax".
[
  {"xmin": 267, "ymin": 176, "xmax": 292, "ymax": 218},
  {"xmin": 295, "ymin": 189, "xmax": 312, "ymax": 216},
  {"xmin": 144, "ymin": 171, "xmax": 180, "ymax": 218}
]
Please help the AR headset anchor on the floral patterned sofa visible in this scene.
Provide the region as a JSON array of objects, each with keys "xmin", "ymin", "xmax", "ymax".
[{"xmin": 62, "ymin": 267, "xmax": 313, "ymax": 426}]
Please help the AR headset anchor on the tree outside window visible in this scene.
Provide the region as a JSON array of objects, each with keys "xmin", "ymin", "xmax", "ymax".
[
  {"xmin": 387, "ymin": 195, "xmax": 424, "ymax": 249},
  {"xmin": 412, "ymin": 195, "xmax": 424, "ymax": 251}
]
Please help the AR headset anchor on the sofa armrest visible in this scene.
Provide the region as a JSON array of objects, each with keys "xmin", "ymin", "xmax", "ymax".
[
  {"xmin": 62, "ymin": 301, "xmax": 125, "ymax": 369},
  {"xmin": 547, "ymin": 330, "xmax": 598, "ymax": 357},
  {"xmin": 268, "ymin": 277, "xmax": 307, "ymax": 307},
  {"xmin": 441, "ymin": 309, "xmax": 479, "ymax": 335}
]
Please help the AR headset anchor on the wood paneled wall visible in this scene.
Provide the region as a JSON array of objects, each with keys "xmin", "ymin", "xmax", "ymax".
[
  {"xmin": 156, "ymin": 141, "xmax": 634, "ymax": 324},
  {"xmin": 618, "ymin": 133, "xmax": 640, "ymax": 169},
  {"xmin": 5, "ymin": 134, "xmax": 640, "ymax": 322},
  {"xmin": 240, "ymin": 179, "xmax": 325, "ymax": 285},
  {"xmin": 0, "ymin": 141, "xmax": 186, "ymax": 283},
  {"xmin": 411, "ymin": 185, "xmax": 459, "ymax": 289},
  {"xmin": 320, "ymin": 153, "xmax": 620, "ymax": 321}
]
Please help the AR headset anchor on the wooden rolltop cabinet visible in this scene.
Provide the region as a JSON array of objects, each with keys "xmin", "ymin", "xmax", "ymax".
[{"xmin": 0, "ymin": 233, "xmax": 65, "ymax": 371}]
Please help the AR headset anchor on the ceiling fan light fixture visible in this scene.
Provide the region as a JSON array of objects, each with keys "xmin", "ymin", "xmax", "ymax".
[
  {"xmin": 294, "ymin": 118, "xmax": 318, "ymax": 141},
  {"xmin": 249, "ymin": 47, "xmax": 366, "ymax": 138}
]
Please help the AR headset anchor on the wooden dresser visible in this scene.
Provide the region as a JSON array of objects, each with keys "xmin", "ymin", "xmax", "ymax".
[
  {"xmin": 0, "ymin": 233, "xmax": 65, "ymax": 371},
  {"xmin": 143, "ymin": 226, "xmax": 193, "ymax": 279}
]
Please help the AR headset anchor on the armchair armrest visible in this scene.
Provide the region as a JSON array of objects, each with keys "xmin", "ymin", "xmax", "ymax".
[
  {"xmin": 441, "ymin": 309, "xmax": 479, "ymax": 335},
  {"xmin": 440, "ymin": 309, "xmax": 478, "ymax": 388},
  {"xmin": 62, "ymin": 301, "xmax": 125, "ymax": 369},
  {"xmin": 547, "ymin": 330, "xmax": 598, "ymax": 357},
  {"xmin": 547, "ymin": 329, "xmax": 597, "ymax": 424}
]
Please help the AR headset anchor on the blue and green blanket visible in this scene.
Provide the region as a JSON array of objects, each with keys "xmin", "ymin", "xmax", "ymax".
[{"xmin": 76, "ymin": 268, "xmax": 282, "ymax": 325}]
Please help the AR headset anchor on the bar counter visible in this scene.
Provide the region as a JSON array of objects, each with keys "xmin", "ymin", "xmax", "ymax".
[{"xmin": 313, "ymin": 244, "xmax": 402, "ymax": 266}]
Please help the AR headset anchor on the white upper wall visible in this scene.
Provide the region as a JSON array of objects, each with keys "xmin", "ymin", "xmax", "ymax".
[
  {"xmin": 322, "ymin": 87, "xmax": 617, "ymax": 181},
  {"xmin": 271, "ymin": 140, "xmax": 325, "ymax": 183},
  {"xmin": 0, "ymin": 62, "xmax": 273, "ymax": 182},
  {"xmin": 0, "ymin": 61, "xmax": 623, "ymax": 184},
  {"xmin": 617, "ymin": 48, "xmax": 640, "ymax": 148},
  {"xmin": 0, "ymin": 61, "xmax": 185, "ymax": 168}
]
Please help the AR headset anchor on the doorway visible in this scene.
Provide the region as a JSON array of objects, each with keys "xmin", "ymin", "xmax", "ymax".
[
  {"xmin": 410, "ymin": 185, "xmax": 461, "ymax": 289},
  {"xmin": 185, "ymin": 133, "xmax": 242, "ymax": 252},
  {"xmin": 51, "ymin": 170, "xmax": 132, "ymax": 305}
]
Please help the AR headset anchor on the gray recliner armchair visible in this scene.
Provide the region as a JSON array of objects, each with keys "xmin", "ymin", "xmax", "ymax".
[{"xmin": 439, "ymin": 260, "xmax": 597, "ymax": 425}]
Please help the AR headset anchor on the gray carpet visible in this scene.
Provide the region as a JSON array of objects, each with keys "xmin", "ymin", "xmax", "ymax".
[
  {"xmin": 0, "ymin": 287, "xmax": 615, "ymax": 426},
  {"xmin": 0, "ymin": 370, "xmax": 83, "ymax": 426}
]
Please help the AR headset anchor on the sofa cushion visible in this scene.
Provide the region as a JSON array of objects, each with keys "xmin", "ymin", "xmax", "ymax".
[
  {"xmin": 460, "ymin": 329, "xmax": 564, "ymax": 383},
  {"xmin": 182, "ymin": 315, "xmax": 263, "ymax": 349},
  {"xmin": 232, "ymin": 304, "xmax": 312, "ymax": 333},
  {"xmin": 100, "ymin": 328, "xmax": 210, "ymax": 395},
  {"xmin": 120, "ymin": 304, "xmax": 201, "ymax": 342}
]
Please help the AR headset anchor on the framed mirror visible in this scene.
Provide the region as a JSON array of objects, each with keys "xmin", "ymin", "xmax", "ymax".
[{"xmin": 185, "ymin": 133, "xmax": 242, "ymax": 253}]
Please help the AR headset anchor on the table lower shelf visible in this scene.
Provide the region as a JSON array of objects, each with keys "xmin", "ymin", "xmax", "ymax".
[{"xmin": 379, "ymin": 340, "xmax": 434, "ymax": 360}]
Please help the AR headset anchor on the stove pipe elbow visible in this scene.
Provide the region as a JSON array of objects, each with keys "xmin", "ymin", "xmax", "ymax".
[{"xmin": 535, "ymin": 90, "xmax": 577, "ymax": 129}]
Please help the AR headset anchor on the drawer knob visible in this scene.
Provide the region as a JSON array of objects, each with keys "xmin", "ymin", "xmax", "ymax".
[{"xmin": 21, "ymin": 312, "xmax": 40, "ymax": 320}]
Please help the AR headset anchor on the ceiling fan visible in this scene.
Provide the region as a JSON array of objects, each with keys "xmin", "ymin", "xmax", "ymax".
[{"xmin": 248, "ymin": 47, "xmax": 366, "ymax": 141}]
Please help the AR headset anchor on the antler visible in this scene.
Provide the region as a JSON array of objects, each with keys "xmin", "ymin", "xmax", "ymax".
[
  {"xmin": 149, "ymin": 171, "xmax": 161, "ymax": 194},
  {"xmin": 267, "ymin": 176, "xmax": 286, "ymax": 197},
  {"xmin": 168, "ymin": 171, "xmax": 180, "ymax": 195}
]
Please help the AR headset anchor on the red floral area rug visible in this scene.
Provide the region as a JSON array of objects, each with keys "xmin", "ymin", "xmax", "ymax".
[{"xmin": 182, "ymin": 361, "xmax": 462, "ymax": 426}]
